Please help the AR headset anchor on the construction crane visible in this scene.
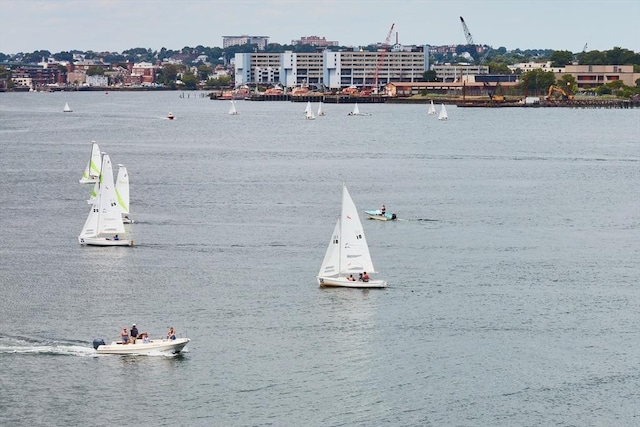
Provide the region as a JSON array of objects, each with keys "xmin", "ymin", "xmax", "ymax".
[
  {"xmin": 460, "ymin": 16, "xmax": 474, "ymax": 45},
  {"xmin": 372, "ymin": 23, "xmax": 395, "ymax": 94}
]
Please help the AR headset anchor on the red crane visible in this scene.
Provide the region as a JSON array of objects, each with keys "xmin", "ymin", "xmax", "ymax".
[{"xmin": 373, "ymin": 23, "xmax": 395, "ymax": 94}]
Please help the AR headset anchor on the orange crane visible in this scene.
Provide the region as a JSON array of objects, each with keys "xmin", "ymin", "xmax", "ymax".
[{"xmin": 372, "ymin": 23, "xmax": 395, "ymax": 94}]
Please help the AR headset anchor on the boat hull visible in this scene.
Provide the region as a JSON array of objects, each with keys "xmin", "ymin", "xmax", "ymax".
[
  {"xmin": 79, "ymin": 237, "xmax": 134, "ymax": 246},
  {"xmin": 364, "ymin": 210, "xmax": 396, "ymax": 221},
  {"xmin": 317, "ymin": 275, "xmax": 387, "ymax": 288},
  {"xmin": 96, "ymin": 338, "xmax": 190, "ymax": 355}
]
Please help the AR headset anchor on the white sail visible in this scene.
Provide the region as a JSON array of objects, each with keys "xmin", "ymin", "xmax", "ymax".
[
  {"xmin": 305, "ymin": 108, "xmax": 315, "ymax": 120},
  {"xmin": 228, "ymin": 100, "xmax": 238, "ymax": 115},
  {"xmin": 63, "ymin": 102, "xmax": 72, "ymax": 112},
  {"xmin": 352, "ymin": 103, "xmax": 360, "ymax": 115},
  {"xmin": 79, "ymin": 141, "xmax": 102, "ymax": 184},
  {"xmin": 428, "ymin": 100, "xmax": 436, "ymax": 115},
  {"xmin": 304, "ymin": 101, "xmax": 312, "ymax": 115},
  {"xmin": 317, "ymin": 102, "xmax": 325, "ymax": 116},
  {"xmin": 115, "ymin": 164, "xmax": 130, "ymax": 215},
  {"xmin": 438, "ymin": 104, "xmax": 448, "ymax": 121},
  {"xmin": 317, "ymin": 183, "xmax": 385, "ymax": 288}
]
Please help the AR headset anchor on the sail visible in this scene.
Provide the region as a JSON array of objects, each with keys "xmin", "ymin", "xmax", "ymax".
[
  {"xmin": 318, "ymin": 219, "xmax": 341, "ymax": 277},
  {"xmin": 428, "ymin": 100, "xmax": 436, "ymax": 115},
  {"xmin": 306, "ymin": 108, "xmax": 315, "ymax": 120},
  {"xmin": 352, "ymin": 103, "xmax": 360, "ymax": 115},
  {"xmin": 63, "ymin": 102, "xmax": 72, "ymax": 112},
  {"xmin": 317, "ymin": 102, "xmax": 325, "ymax": 116},
  {"xmin": 80, "ymin": 142, "xmax": 102, "ymax": 184},
  {"xmin": 79, "ymin": 195, "xmax": 101, "ymax": 240},
  {"xmin": 438, "ymin": 104, "xmax": 448, "ymax": 120},
  {"xmin": 339, "ymin": 184, "xmax": 376, "ymax": 274},
  {"xmin": 305, "ymin": 101, "xmax": 312, "ymax": 115},
  {"xmin": 115, "ymin": 164, "xmax": 130, "ymax": 214},
  {"xmin": 97, "ymin": 154, "xmax": 126, "ymax": 235},
  {"xmin": 228, "ymin": 100, "xmax": 237, "ymax": 115}
]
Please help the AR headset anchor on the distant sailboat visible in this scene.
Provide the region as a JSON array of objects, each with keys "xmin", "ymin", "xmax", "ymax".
[
  {"xmin": 428, "ymin": 100, "xmax": 436, "ymax": 115},
  {"xmin": 317, "ymin": 102, "xmax": 326, "ymax": 116},
  {"xmin": 79, "ymin": 141, "xmax": 102, "ymax": 184},
  {"xmin": 304, "ymin": 101, "xmax": 312, "ymax": 116},
  {"xmin": 228, "ymin": 100, "xmax": 238, "ymax": 115},
  {"xmin": 63, "ymin": 102, "xmax": 72, "ymax": 113},
  {"xmin": 167, "ymin": 112, "xmax": 175, "ymax": 120},
  {"xmin": 438, "ymin": 104, "xmax": 448, "ymax": 121},
  {"xmin": 305, "ymin": 107, "xmax": 316, "ymax": 120}
]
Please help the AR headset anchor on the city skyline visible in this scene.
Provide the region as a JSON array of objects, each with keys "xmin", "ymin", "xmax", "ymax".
[{"xmin": 1, "ymin": 0, "xmax": 639, "ymax": 55}]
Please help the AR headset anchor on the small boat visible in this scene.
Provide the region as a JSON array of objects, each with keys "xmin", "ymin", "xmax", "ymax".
[
  {"xmin": 317, "ymin": 183, "xmax": 387, "ymax": 288},
  {"xmin": 348, "ymin": 103, "xmax": 370, "ymax": 116},
  {"xmin": 63, "ymin": 102, "xmax": 72, "ymax": 113},
  {"xmin": 78, "ymin": 153, "xmax": 133, "ymax": 246},
  {"xmin": 167, "ymin": 112, "xmax": 174, "ymax": 120},
  {"xmin": 438, "ymin": 104, "xmax": 448, "ymax": 121},
  {"xmin": 305, "ymin": 106, "xmax": 316, "ymax": 120},
  {"xmin": 79, "ymin": 141, "xmax": 102, "ymax": 184},
  {"xmin": 228, "ymin": 100, "xmax": 238, "ymax": 115},
  {"xmin": 317, "ymin": 102, "xmax": 326, "ymax": 116},
  {"xmin": 364, "ymin": 210, "xmax": 397, "ymax": 221},
  {"xmin": 428, "ymin": 100, "xmax": 436, "ymax": 115},
  {"xmin": 93, "ymin": 337, "xmax": 190, "ymax": 355},
  {"xmin": 115, "ymin": 164, "xmax": 134, "ymax": 224}
]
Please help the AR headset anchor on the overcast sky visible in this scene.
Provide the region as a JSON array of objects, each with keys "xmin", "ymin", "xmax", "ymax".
[{"xmin": 1, "ymin": 0, "xmax": 638, "ymax": 55}]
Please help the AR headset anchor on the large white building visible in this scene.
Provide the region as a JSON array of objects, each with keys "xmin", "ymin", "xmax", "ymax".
[
  {"xmin": 222, "ymin": 35, "xmax": 270, "ymax": 50},
  {"xmin": 235, "ymin": 46, "xmax": 429, "ymax": 90}
]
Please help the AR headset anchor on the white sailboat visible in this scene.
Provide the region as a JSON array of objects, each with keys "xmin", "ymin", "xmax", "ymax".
[
  {"xmin": 317, "ymin": 183, "xmax": 387, "ymax": 288},
  {"xmin": 305, "ymin": 107, "xmax": 316, "ymax": 120},
  {"xmin": 438, "ymin": 104, "xmax": 448, "ymax": 121},
  {"xmin": 63, "ymin": 102, "xmax": 72, "ymax": 113},
  {"xmin": 349, "ymin": 103, "xmax": 360, "ymax": 116},
  {"xmin": 79, "ymin": 141, "xmax": 102, "ymax": 184},
  {"xmin": 115, "ymin": 164, "xmax": 134, "ymax": 224},
  {"xmin": 304, "ymin": 101, "xmax": 312, "ymax": 115},
  {"xmin": 78, "ymin": 153, "xmax": 133, "ymax": 246},
  {"xmin": 228, "ymin": 100, "xmax": 238, "ymax": 115},
  {"xmin": 317, "ymin": 101, "xmax": 325, "ymax": 116},
  {"xmin": 428, "ymin": 100, "xmax": 436, "ymax": 115}
]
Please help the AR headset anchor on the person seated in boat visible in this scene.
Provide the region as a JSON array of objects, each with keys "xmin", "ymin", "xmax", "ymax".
[
  {"xmin": 121, "ymin": 327, "xmax": 129, "ymax": 344},
  {"xmin": 167, "ymin": 327, "xmax": 176, "ymax": 340},
  {"xmin": 347, "ymin": 274, "xmax": 355, "ymax": 281},
  {"xmin": 358, "ymin": 273, "xmax": 363, "ymax": 281},
  {"xmin": 142, "ymin": 332, "xmax": 150, "ymax": 344},
  {"xmin": 113, "ymin": 234, "xmax": 119, "ymax": 241},
  {"xmin": 362, "ymin": 272, "xmax": 370, "ymax": 282},
  {"xmin": 130, "ymin": 324, "xmax": 138, "ymax": 343},
  {"xmin": 381, "ymin": 205, "xmax": 386, "ymax": 214}
]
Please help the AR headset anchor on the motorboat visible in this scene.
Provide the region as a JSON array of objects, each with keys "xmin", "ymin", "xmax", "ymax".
[
  {"xmin": 92, "ymin": 337, "xmax": 190, "ymax": 355},
  {"xmin": 364, "ymin": 210, "xmax": 397, "ymax": 221}
]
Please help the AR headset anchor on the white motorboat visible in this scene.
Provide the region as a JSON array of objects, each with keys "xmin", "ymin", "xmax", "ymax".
[
  {"xmin": 93, "ymin": 337, "xmax": 190, "ymax": 355},
  {"xmin": 364, "ymin": 210, "xmax": 397, "ymax": 221}
]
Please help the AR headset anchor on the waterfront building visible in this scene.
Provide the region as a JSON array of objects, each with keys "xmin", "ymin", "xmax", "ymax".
[
  {"xmin": 292, "ymin": 36, "xmax": 339, "ymax": 47},
  {"xmin": 431, "ymin": 64, "xmax": 489, "ymax": 82},
  {"xmin": 557, "ymin": 64, "xmax": 639, "ymax": 89},
  {"xmin": 235, "ymin": 46, "xmax": 429, "ymax": 90}
]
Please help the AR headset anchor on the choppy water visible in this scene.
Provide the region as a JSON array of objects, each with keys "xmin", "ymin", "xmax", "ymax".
[{"xmin": 0, "ymin": 91, "xmax": 638, "ymax": 427}]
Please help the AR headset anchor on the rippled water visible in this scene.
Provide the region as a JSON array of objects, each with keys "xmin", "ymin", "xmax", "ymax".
[{"xmin": 0, "ymin": 91, "xmax": 638, "ymax": 426}]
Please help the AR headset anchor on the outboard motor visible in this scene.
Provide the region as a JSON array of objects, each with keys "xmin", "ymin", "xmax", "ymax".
[
  {"xmin": 92, "ymin": 338, "xmax": 105, "ymax": 350},
  {"xmin": 391, "ymin": 213, "xmax": 397, "ymax": 220}
]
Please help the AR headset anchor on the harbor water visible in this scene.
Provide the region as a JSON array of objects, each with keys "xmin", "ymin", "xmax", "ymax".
[{"xmin": 0, "ymin": 91, "xmax": 638, "ymax": 426}]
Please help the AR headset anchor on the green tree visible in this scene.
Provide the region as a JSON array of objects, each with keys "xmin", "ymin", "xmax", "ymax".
[
  {"xmin": 86, "ymin": 66, "xmax": 104, "ymax": 76},
  {"xmin": 486, "ymin": 62, "xmax": 511, "ymax": 74},
  {"xmin": 519, "ymin": 69, "xmax": 556, "ymax": 95},
  {"xmin": 550, "ymin": 50, "xmax": 574, "ymax": 67},
  {"xmin": 197, "ymin": 64, "xmax": 212, "ymax": 81},
  {"xmin": 157, "ymin": 63, "xmax": 181, "ymax": 85},
  {"xmin": 422, "ymin": 70, "xmax": 439, "ymax": 82},
  {"xmin": 180, "ymin": 71, "xmax": 198, "ymax": 89}
]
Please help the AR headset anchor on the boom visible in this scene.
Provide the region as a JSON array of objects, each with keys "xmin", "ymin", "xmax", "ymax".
[
  {"xmin": 460, "ymin": 16, "xmax": 474, "ymax": 45},
  {"xmin": 373, "ymin": 23, "xmax": 395, "ymax": 94}
]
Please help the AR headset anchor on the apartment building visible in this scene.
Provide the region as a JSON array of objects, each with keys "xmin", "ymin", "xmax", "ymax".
[
  {"xmin": 431, "ymin": 64, "xmax": 489, "ymax": 82},
  {"xmin": 235, "ymin": 46, "xmax": 429, "ymax": 90},
  {"xmin": 558, "ymin": 64, "xmax": 639, "ymax": 88},
  {"xmin": 222, "ymin": 35, "xmax": 269, "ymax": 50}
]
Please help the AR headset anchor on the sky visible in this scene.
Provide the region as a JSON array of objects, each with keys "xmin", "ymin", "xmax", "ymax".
[{"xmin": 1, "ymin": 0, "xmax": 638, "ymax": 55}]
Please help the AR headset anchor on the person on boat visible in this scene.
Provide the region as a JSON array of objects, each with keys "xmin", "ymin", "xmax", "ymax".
[
  {"xmin": 121, "ymin": 327, "xmax": 129, "ymax": 344},
  {"xmin": 130, "ymin": 324, "xmax": 138, "ymax": 343},
  {"xmin": 358, "ymin": 273, "xmax": 364, "ymax": 281},
  {"xmin": 347, "ymin": 275, "xmax": 355, "ymax": 281},
  {"xmin": 141, "ymin": 332, "xmax": 150, "ymax": 344},
  {"xmin": 113, "ymin": 234, "xmax": 119, "ymax": 241},
  {"xmin": 381, "ymin": 205, "xmax": 386, "ymax": 214},
  {"xmin": 362, "ymin": 272, "xmax": 370, "ymax": 282},
  {"xmin": 167, "ymin": 327, "xmax": 176, "ymax": 340}
]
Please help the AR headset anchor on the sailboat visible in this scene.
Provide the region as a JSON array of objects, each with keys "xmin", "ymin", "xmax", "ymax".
[
  {"xmin": 228, "ymin": 100, "xmax": 238, "ymax": 115},
  {"xmin": 78, "ymin": 153, "xmax": 133, "ymax": 246},
  {"xmin": 428, "ymin": 100, "xmax": 436, "ymax": 115},
  {"xmin": 63, "ymin": 102, "xmax": 72, "ymax": 113},
  {"xmin": 79, "ymin": 141, "xmax": 102, "ymax": 184},
  {"xmin": 304, "ymin": 101, "xmax": 312, "ymax": 116},
  {"xmin": 115, "ymin": 164, "xmax": 134, "ymax": 224},
  {"xmin": 438, "ymin": 104, "xmax": 448, "ymax": 121},
  {"xmin": 305, "ymin": 106, "xmax": 316, "ymax": 120},
  {"xmin": 349, "ymin": 103, "xmax": 360, "ymax": 116},
  {"xmin": 317, "ymin": 102, "xmax": 326, "ymax": 116},
  {"xmin": 317, "ymin": 183, "xmax": 387, "ymax": 288}
]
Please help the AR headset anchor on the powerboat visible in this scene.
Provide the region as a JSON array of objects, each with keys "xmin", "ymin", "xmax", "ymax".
[
  {"xmin": 92, "ymin": 337, "xmax": 190, "ymax": 355},
  {"xmin": 364, "ymin": 210, "xmax": 397, "ymax": 221}
]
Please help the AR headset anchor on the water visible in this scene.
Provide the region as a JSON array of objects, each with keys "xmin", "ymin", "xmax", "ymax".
[{"xmin": 0, "ymin": 91, "xmax": 638, "ymax": 426}]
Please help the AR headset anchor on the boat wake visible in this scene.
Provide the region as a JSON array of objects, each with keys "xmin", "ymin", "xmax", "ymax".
[{"xmin": 0, "ymin": 335, "xmax": 96, "ymax": 357}]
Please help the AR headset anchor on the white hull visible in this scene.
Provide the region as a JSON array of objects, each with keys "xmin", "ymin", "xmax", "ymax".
[
  {"xmin": 96, "ymin": 338, "xmax": 190, "ymax": 355},
  {"xmin": 317, "ymin": 275, "xmax": 387, "ymax": 288},
  {"xmin": 364, "ymin": 210, "xmax": 396, "ymax": 221},
  {"xmin": 79, "ymin": 237, "xmax": 134, "ymax": 246}
]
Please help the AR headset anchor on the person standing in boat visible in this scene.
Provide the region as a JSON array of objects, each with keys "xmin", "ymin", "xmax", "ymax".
[
  {"xmin": 130, "ymin": 324, "xmax": 138, "ymax": 343},
  {"xmin": 121, "ymin": 327, "xmax": 129, "ymax": 344},
  {"xmin": 381, "ymin": 205, "xmax": 386, "ymax": 214}
]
